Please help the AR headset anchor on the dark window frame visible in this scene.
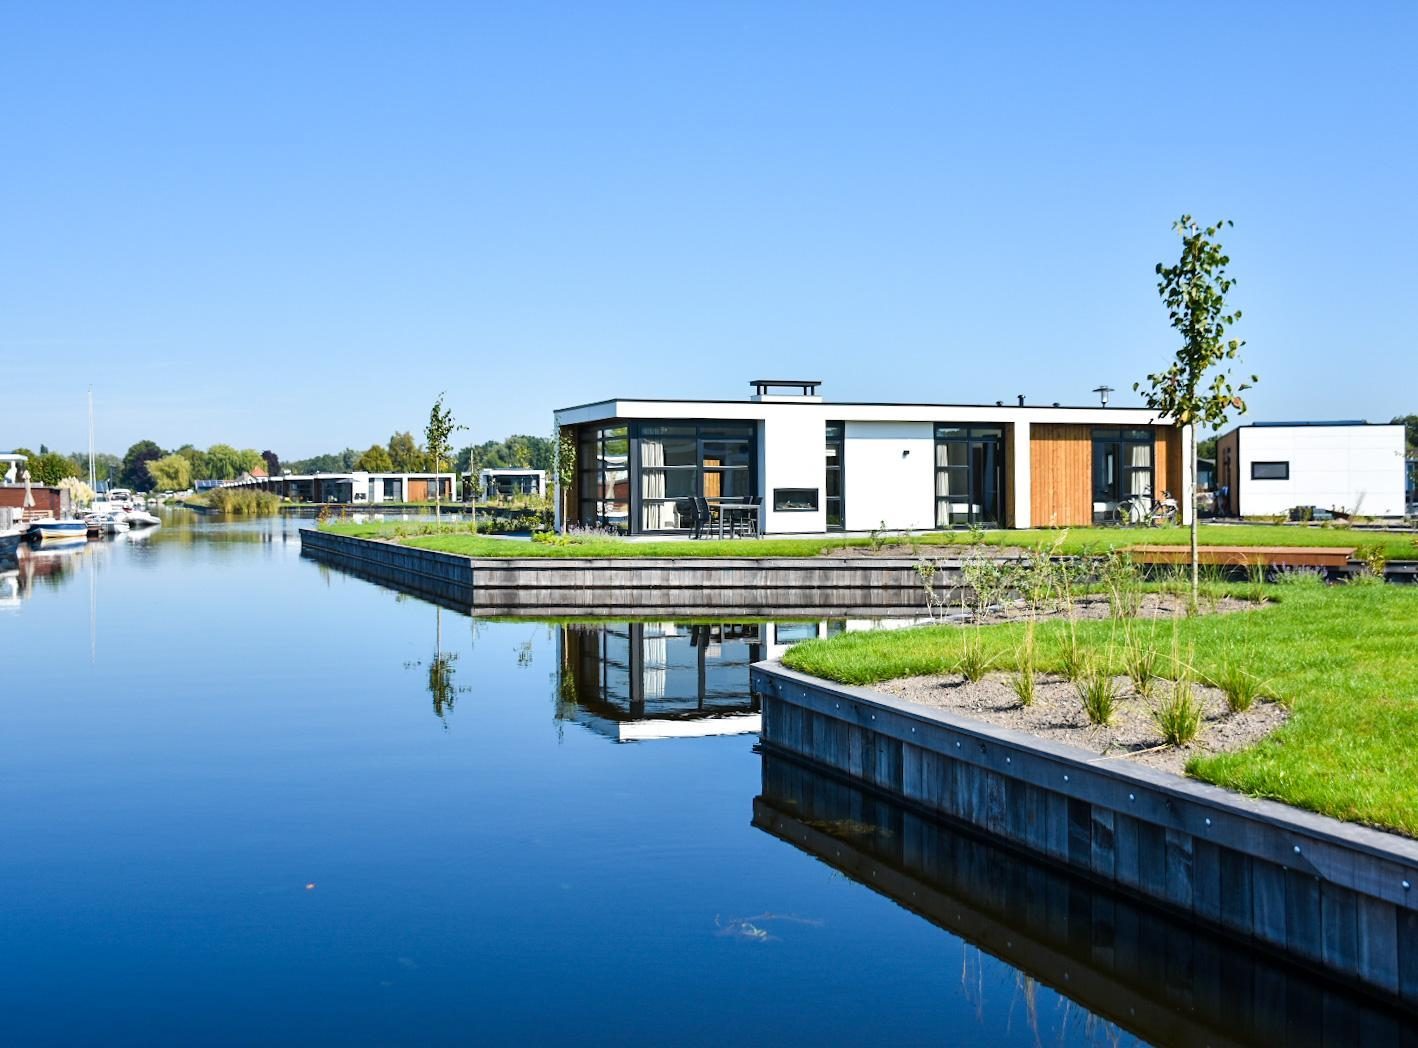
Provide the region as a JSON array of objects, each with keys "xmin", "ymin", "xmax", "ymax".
[
  {"xmin": 934, "ymin": 424, "xmax": 1004, "ymax": 528},
  {"xmin": 1092, "ymin": 428, "xmax": 1155, "ymax": 523},
  {"xmin": 825, "ymin": 421, "xmax": 845, "ymax": 531},
  {"xmin": 629, "ymin": 419, "xmax": 758, "ymax": 534},
  {"xmin": 1251, "ymin": 460, "xmax": 1290, "ymax": 481}
]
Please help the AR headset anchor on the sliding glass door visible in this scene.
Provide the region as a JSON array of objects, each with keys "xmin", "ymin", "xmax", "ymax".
[
  {"xmin": 577, "ymin": 425, "xmax": 630, "ymax": 532},
  {"xmin": 934, "ymin": 425, "xmax": 1003, "ymax": 527},
  {"xmin": 639, "ymin": 422, "xmax": 755, "ymax": 532},
  {"xmin": 1092, "ymin": 429, "xmax": 1154, "ymax": 521}
]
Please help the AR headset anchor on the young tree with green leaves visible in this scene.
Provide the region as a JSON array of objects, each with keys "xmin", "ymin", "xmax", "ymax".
[
  {"xmin": 424, "ymin": 393, "xmax": 465, "ymax": 520},
  {"xmin": 1135, "ymin": 216, "xmax": 1256, "ymax": 605},
  {"xmin": 554, "ymin": 425, "xmax": 577, "ymax": 533}
]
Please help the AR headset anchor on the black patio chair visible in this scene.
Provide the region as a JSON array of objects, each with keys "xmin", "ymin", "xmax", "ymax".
[
  {"xmin": 732, "ymin": 495, "xmax": 762, "ymax": 538},
  {"xmin": 690, "ymin": 496, "xmax": 714, "ymax": 540}
]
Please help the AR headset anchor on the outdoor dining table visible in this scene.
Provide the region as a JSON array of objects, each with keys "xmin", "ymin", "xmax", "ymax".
[{"xmin": 708, "ymin": 500, "xmax": 761, "ymax": 539}]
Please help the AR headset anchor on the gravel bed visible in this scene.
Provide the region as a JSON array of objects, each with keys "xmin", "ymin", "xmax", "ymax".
[{"xmin": 877, "ymin": 671, "xmax": 1288, "ymax": 776}]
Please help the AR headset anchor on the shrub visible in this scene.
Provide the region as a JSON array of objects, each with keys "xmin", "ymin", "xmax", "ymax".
[
  {"xmin": 1124, "ymin": 641, "xmax": 1160, "ymax": 697},
  {"xmin": 1354, "ymin": 543, "xmax": 1388, "ymax": 579},
  {"xmin": 1153, "ymin": 678, "xmax": 1203, "ymax": 746},
  {"xmin": 1058, "ymin": 636, "xmax": 1089, "ymax": 682},
  {"xmin": 1099, "ymin": 551, "xmax": 1143, "ymax": 619},
  {"xmin": 1077, "ymin": 670, "xmax": 1119, "ymax": 726},
  {"xmin": 956, "ymin": 631, "xmax": 995, "ymax": 683},
  {"xmin": 1010, "ymin": 623, "xmax": 1037, "ymax": 706},
  {"xmin": 1009, "ymin": 668, "xmax": 1036, "ymax": 706},
  {"xmin": 1272, "ymin": 566, "xmax": 1325, "ymax": 587},
  {"xmin": 1207, "ymin": 662, "xmax": 1270, "ymax": 713}
]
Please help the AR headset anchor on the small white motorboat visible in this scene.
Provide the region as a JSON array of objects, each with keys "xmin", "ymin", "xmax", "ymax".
[
  {"xmin": 123, "ymin": 509, "xmax": 161, "ymax": 528},
  {"xmin": 0, "ymin": 527, "xmax": 21, "ymax": 559},
  {"xmin": 28, "ymin": 519, "xmax": 90, "ymax": 545}
]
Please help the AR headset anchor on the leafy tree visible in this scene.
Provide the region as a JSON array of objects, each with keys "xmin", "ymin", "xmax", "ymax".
[
  {"xmin": 287, "ymin": 449, "xmax": 358, "ymax": 473},
  {"xmin": 174, "ymin": 444, "xmax": 212, "ymax": 481},
  {"xmin": 554, "ymin": 426, "xmax": 577, "ymax": 532},
  {"xmin": 29, "ymin": 452, "xmax": 82, "ymax": 486},
  {"xmin": 120, "ymin": 440, "xmax": 166, "ymax": 490},
  {"xmin": 424, "ymin": 393, "xmax": 465, "ymax": 520},
  {"xmin": 1196, "ymin": 434, "xmax": 1219, "ymax": 461},
  {"xmin": 261, "ymin": 450, "xmax": 281, "ymax": 476},
  {"xmin": 146, "ymin": 453, "xmax": 193, "ymax": 491},
  {"xmin": 66, "ymin": 450, "xmax": 121, "ymax": 487},
  {"xmin": 237, "ymin": 449, "xmax": 265, "ymax": 475},
  {"xmin": 355, "ymin": 444, "xmax": 394, "ymax": 472},
  {"xmin": 1135, "ymin": 216, "xmax": 1255, "ymax": 605},
  {"xmin": 1392, "ymin": 414, "xmax": 1418, "ymax": 454},
  {"xmin": 205, "ymin": 444, "xmax": 245, "ymax": 480},
  {"xmin": 387, "ymin": 431, "xmax": 425, "ymax": 471}
]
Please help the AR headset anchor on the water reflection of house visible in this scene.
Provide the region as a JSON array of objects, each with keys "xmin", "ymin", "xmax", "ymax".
[
  {"xmin": 556, "ymin": 618, "xmax": 932, "ymax": 741},
  {"xmin": 559, "ymin": 622, "xmax": 766, "ymax": 741}
]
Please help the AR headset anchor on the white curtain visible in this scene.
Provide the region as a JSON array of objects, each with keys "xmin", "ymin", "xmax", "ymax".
[
  {"xmin": 1129, "ymin": 443, "xmax": 1152, "ymax": 496},
  {"xmin": 640, "ymin": 439, "xmax": 668, "ymax": 529},
  {"xmin": 642, "ymin": 632, "xmax": 667, "ymax": 702}
]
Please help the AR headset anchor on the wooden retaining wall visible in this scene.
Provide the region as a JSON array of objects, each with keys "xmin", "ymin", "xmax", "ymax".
[
  {"xmin": 298, "ymin": 529, "xmax": 980, "ymax": 614},
  {"xmin": 751, "ymin": 661, "xmax": 1418, "ymax": 1008},
  {"xmin": 755, "ymin": 752, "xmax": 1416, "ymax": 1043}
]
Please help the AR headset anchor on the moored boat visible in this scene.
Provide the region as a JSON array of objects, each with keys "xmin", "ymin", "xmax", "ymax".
[
  {"xmin": 124, "ymin": 509, "xmax": 161, "ymax": 528},
  {"xmin": 28, "ymin": 519, "xmax": 90, "ymax": 545},
  {"xmin": 0, "ymin": 528, "xmax": 21, "ymax": 558}
]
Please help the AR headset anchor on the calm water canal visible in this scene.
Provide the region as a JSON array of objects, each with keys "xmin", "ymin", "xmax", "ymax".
[{"xmin": 2, "ymin": 514, "xmax": 1409, "ymax": 1046}]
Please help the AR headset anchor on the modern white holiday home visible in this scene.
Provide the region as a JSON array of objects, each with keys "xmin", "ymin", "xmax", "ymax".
[
  {"xmin": 478, "ymin": 468, "xmax": 546, "ymax": 500},
  {"xmin": 1213, "ymin": 421, "xmax": 1407, "ymax": 518},
  {"xmin": 553, "ymin": 380, "xmax": 1191, "ymax": 535}
]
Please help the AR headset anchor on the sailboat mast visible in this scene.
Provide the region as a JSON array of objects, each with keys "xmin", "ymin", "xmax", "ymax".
[{"xmin": 88, "ymin": 387, "xmax": 96, "ymax": 491}]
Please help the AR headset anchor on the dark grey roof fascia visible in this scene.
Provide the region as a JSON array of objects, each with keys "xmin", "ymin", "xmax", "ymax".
[{"xmin": 553, "ymin": 397, "xmax": 1160, "ymax": 415}]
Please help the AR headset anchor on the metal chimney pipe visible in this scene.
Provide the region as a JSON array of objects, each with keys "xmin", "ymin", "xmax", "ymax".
[{"xmin": 1017, "ymin": 394, "xmax": 1025, "ymax": 407}]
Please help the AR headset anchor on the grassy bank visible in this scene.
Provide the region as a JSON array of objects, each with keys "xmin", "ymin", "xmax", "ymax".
[
  {"xmin": 184, "ymin": 489, "xmax": 283, "ymax": 516},
  {"xmin": 781, "ymin": 580, "xmax": 1418, "ymax": 836},
  {"xmin": 319, "ymin": 520, "xmax": 1418, "ymax": 561}
]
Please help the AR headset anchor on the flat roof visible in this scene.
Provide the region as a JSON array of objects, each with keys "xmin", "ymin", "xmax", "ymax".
[{"xmin": 554, "ymin": 396, "xmax": 1157, "ymax": 414}]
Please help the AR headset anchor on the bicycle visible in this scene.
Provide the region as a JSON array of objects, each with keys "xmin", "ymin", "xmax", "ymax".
[{"xmin": 1108, "ymin": 491, "xmax": 1179, "ymax": 527}]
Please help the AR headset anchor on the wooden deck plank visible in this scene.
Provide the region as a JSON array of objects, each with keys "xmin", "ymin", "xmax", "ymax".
[{"xmin": 1127, "ymin": 544, "xmax": 1355, "ymax": 568}]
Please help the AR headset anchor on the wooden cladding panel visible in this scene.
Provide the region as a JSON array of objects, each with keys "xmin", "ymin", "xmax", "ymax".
[
  {"xmin": 1030, "ymin": 424, "xmax": 1093, "ymax": 526},
  {"xmin": 1155, "ymin": 428, "xmax": 1184, "ymax": 501}
]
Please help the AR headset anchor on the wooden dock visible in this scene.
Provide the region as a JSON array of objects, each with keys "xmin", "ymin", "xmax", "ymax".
[{"xmin": 1127, "ymin": 544, "xmax": 1355, "ymax": 568}]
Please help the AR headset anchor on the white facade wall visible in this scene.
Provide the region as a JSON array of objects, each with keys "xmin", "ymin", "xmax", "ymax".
[
  {"xmin": 555, "ymin": 397, "xmax": 1177, "ymax": 533},
  {"xmin": 1237, "ymin": 425, "xmax": 1405, "ymax": 517},
  {"xmin": 842, "ymin": 421, "xmax": 936, "ymax": 531},
  {"xmin": 759, "ymin": 412, "xmax": 828, "ymax": 533}
]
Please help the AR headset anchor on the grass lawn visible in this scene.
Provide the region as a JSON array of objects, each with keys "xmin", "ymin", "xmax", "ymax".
[
  {"xmin": 320, "ymin": 520, "xmax": 1418, "ymax": 561},
  {"xmin": 781, "ymin": 580, "xmax": 1418, "ymax": 837}
]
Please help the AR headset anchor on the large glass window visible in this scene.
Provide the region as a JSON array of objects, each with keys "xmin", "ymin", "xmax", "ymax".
[
  {"xmin": 935, "ymin": 425, "xmax": 1003, "ymax": 527},
  {"xmin": 825, "ymin": 422, "xmax": 844, "ymax": 530},
  {"xmin": 1092, "ymin": 429, "xmax": 1154, "ymax": 522},
  {"xmin": 639, "ymin": 422, "xmax": 755, "ymax": 532},
  {"xmin": 578, "ymin": 425, "xmax": 630, "ymax": 532}
]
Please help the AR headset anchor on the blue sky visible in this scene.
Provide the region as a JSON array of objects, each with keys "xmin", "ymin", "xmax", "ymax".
[{"xmin": 2, "ymin": 1, "xmax": 1414, "ymax": 458}]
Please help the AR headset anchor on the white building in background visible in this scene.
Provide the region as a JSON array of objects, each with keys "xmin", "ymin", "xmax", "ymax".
[
  {"xmin": 223, "ymin": 471, "xmax": 455, "ymax": 504},
  {"xmin": 478, "ymin": 468, "xmax": 545, "ymax": 500},
  {"xmin": 1214, "ymin": 421, "xmax": 1406, "ymax": 518}
]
